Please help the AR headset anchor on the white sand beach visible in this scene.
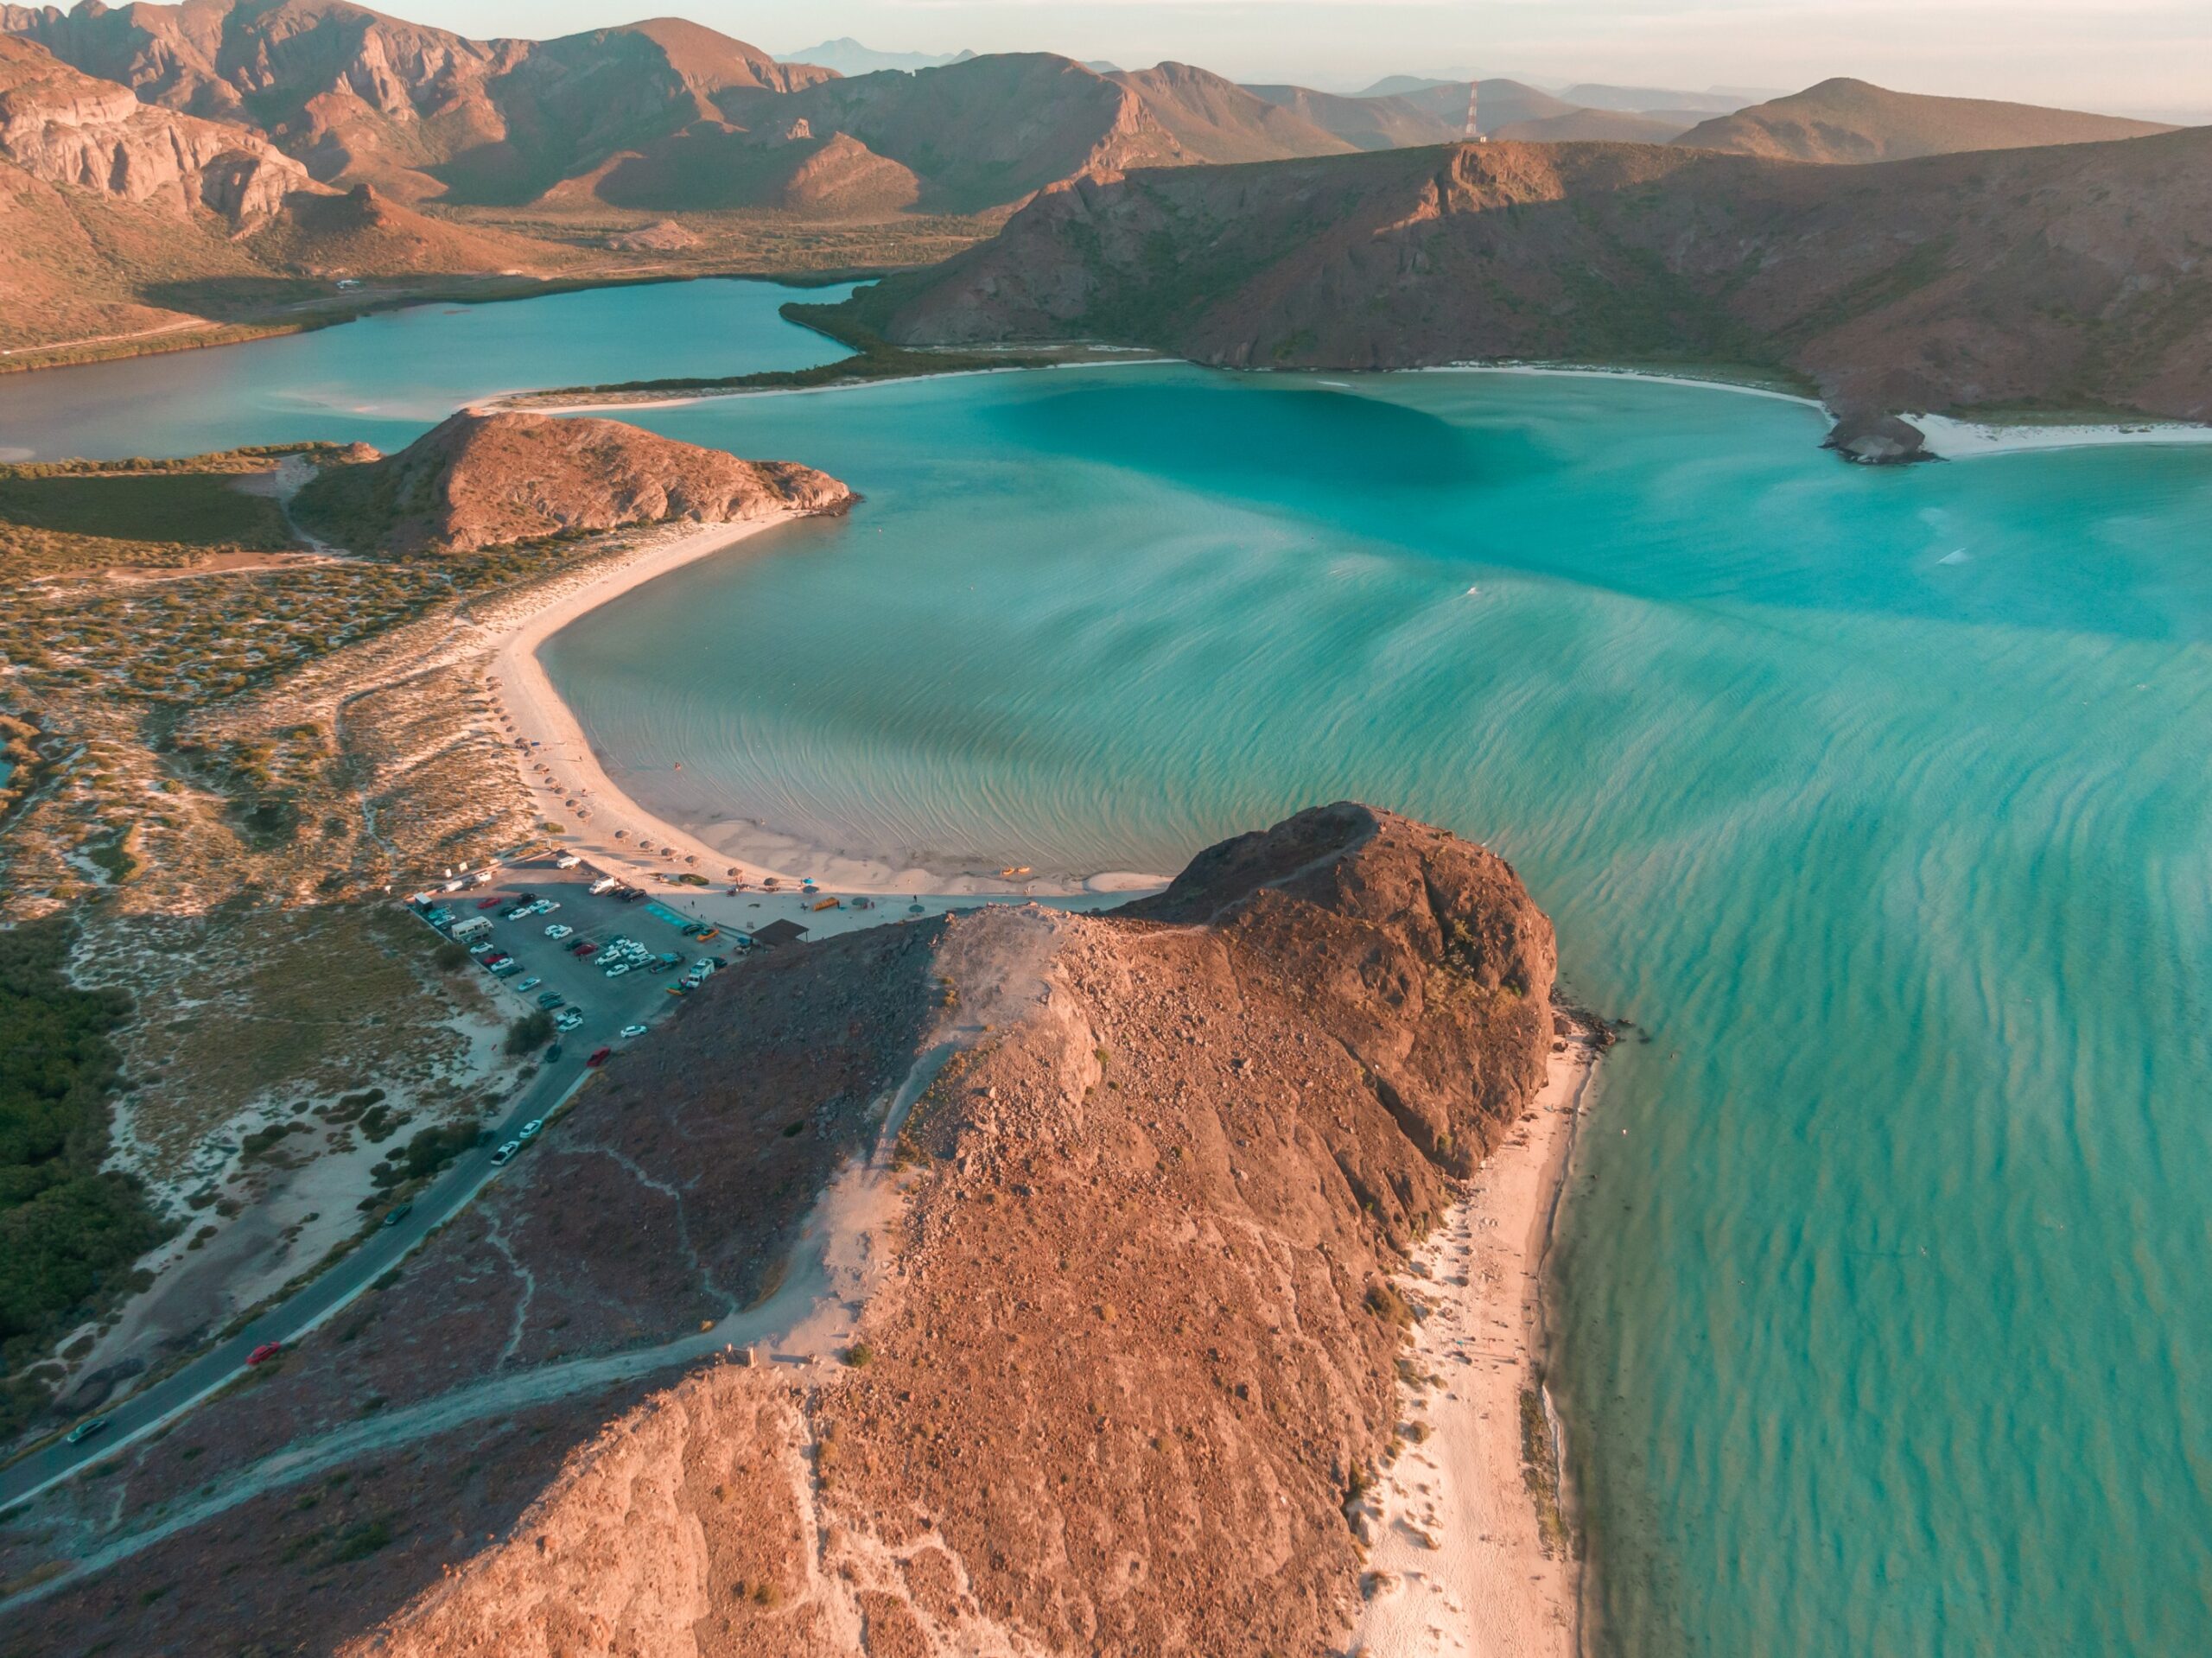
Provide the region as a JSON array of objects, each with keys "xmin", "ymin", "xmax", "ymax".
[
  {"xmin": 1910, "ymin": 411, "xmax": 2212, "ymax": 459},
  {"xmin": 482, "ymin": 515, "xmax": 1166, "ymax": 937},
  {"xmin": 1348, "ymin": 1036, "xmax": 1603, "ymax": 1658}
]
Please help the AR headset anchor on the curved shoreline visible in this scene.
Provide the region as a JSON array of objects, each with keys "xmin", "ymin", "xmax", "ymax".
[
  {"xmin": 1348, "ymin": 1034, "xmax": 1604, "ymax": 1658},
  {"xmin": 484, "ymin": 517, "xmax": 1166, "ymax": 931}
]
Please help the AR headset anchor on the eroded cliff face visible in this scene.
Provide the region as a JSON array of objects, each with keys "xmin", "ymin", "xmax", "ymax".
[
  {"xmin": 345, "ymin": 805, "xmax": 1559, "ymax": 1657},
  {"xmin": 0, "ymin": 32, "xmax": 311, "ymax": 226}
]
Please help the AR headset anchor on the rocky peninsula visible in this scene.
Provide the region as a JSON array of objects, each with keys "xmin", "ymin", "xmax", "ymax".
[
  {"xmin": 293, "ymin": 410, "xmax": 855, "ymax": 555},
  {"xmin": 0, "ymin": 804, "xmax": 1598, "ymax": 1657}
]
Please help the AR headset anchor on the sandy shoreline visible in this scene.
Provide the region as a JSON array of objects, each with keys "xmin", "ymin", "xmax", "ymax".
[
  {"xmin": 1907, "ymin": 410, "xmax": 2212, "ymax": 459},
  {"xmin": 483, "ymin": 516, "xmax": 1166, "ymax": 933},
  {"xmin": 1348, "ymin": 1034, "xmax": 1602, "ymax": 1658}
]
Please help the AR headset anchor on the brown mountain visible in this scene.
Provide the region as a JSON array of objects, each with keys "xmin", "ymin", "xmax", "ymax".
[
  {"xmin": 291, "ymin": 409, "xmax": 854, "ymax": 552},
  {"xmin": 849, "ymin": 132, "xmax": 2212, "ymax": 423},
  {"xmin": 1676, "ymin": 77, "xmax": 2174, "ymax": 162},
  {"xmin": 1104, "ymin": 61, "xmax": 1351, "ymax": 164},
  {"xmin": 1366, "ymin": 78, "xmax": 1583, "ymax": 136},
  {"xmin": 0, "ymin": 33, "xmax": 568, "ymax": 353},
  {"xmin": 1241, "ymin": 82, "xmax": 1462, "ymax": 150},
  {"xmin": 702, "ymin": 54, "xmax": 1353, "ymax": 216},
  {"xmin": 1249, "ymin": 79, "xmax": 1695, "ymax": 150},
  {"xmin": 0, "ymin": 30, "xmax": 308, "ymax": 226},
  {"xmin": 0, "ymin": 0, "xmax": 836, "ymax": 202},
  {"xmin": 0, "ymin": 805, "xmax": 1562, "ymax": 1655}
]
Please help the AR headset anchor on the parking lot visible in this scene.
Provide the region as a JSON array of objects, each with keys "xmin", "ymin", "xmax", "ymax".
[{"xmin": 413, "ymin": 855, "xmax": 740, "ymax": 1062}]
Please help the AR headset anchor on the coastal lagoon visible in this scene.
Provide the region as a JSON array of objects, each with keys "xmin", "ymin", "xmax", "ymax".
[
  {"xmin": 0, "ymin": 278, "xmax": 854, "ymax": 461},
  {"xmin": 23, "ymin": 280, "xmax": 2212, "ymax": 1653}
]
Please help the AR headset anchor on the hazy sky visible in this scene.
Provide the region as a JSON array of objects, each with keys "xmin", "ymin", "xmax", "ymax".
[{"xmin": 425, "ymin": 2, "xmax": 2209, "ymax": 117}]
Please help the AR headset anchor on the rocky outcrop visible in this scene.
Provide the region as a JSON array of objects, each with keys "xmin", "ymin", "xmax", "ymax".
[
  {"xmin": 0, "ymin": 807, "xmax": 1564, "ymax": 1656},
  {"xmin": 1823, "ymin": 412, "xmax": 1931, "ymax": 465},
  {"xmin": 0, "ymin": 33, "xmax": 313, "ymax": 226},
  {"xmin": 850, "ymin": 129, "xmax": 2212, "ymax": 425},
  {"xmin": 291, "ymin": 410, "xmax": 855, "ymax": 554}
]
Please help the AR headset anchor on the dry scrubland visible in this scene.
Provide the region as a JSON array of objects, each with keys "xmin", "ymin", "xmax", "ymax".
[
  {"xmin": 0, "ymin": 804, "xmax": 1582, "ymax": 1658},
  {"xmin": 0, "ymin": 446, "xmax": 728, "ymax": 1439}
]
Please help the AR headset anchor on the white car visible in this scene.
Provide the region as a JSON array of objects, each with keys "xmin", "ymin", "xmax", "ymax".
[
  {"xmin": 556, "ymin": 1010, "xmax": 584, "ymax": 1032},
  {"xmin": 555, "ymin": 855, "xmax": 582, "ymax": 869},
  {"xmin": 620, "ymin": 1024, "xmax": 648, "ymax": 1039},
  {"xmin": 604, "ymin": 962, "xmax": 632, "ymax": 977},
  {"xmin": 518, "ymin": 1119, "xmax": 543, "ymax": 1140},
  {"xmin": 544, "ymin": 924, "xmax": 572, "ymax": 940},
  {"xmin": 693, "ymin": 958, "xmax": 715, "ymax": 974},
  {"xmin": 516, "ymin": 977, "xmax": 541, "ymax": 993},
  {"xmin": 489, "ymin": 1140, "xmax": 520, "ymax": 1166},
  {"xmin": 537, "ymin": 901, "xmax": 561, "ymax": 914}
]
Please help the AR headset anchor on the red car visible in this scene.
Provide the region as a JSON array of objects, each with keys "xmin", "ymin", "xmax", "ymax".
[
  {"xmin": 573, "ymin": 941, "xmax": 599, "ymax": 957},
  {"xmin": 246, "ymin": 1341, "xmax": 283, "ymax": 1368},
  {"xmin": 586, "ymin": 1046, "xmax": 612, "ymax": 1069},
  {"xmin": 474, "ymin": 895, "xmax": 501, "ymax": 910}
]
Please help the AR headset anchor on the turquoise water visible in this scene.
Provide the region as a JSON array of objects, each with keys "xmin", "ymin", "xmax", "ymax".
[
  {"xmin": 0, "ymin": 278, "xmax": 853, "ymax": 461},
  {"xmin": 538, "ymin": 365, "xmax": 2212, "ymax": 1655},
  {"xmin": 16, "ymin": 278, "xmax": 2212, "ymax": 1652}
]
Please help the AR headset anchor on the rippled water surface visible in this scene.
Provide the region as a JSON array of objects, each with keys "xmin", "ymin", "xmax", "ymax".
[
  {"xmin": 543, "ymin": 364, "xmax": 2212, "ymax": 1655},
  {"xmin": 21, "ymin": 277, "xmax": 2212, "ymax": 1654}
]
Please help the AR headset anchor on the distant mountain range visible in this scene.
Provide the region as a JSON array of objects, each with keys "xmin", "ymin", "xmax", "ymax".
[
  {"xmin": 781, "ymin": 37, "xmax": 976, "ymax": 77},
  {"xmin": 1675, "ymin": 77, "xmax": 2172, "ymax": 162},
  {"xmin": 0, "ymin": 0, "xmax": 2195, "ymax": 403},
  {"xmin": 849, "ymin": 128, "xmax": 2212, "ymax": 424}
]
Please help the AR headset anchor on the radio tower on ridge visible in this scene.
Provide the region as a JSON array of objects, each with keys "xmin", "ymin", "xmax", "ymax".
[{"xmin": 1465, "ymin": 79, "xmax": 1484, "ymax": 142}]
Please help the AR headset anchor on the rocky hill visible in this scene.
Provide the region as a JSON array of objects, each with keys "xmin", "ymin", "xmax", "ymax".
[
  {"xmin": 1676, "ymin": 77, "xmax": 2173, "ymax": 162},
  {"xmin": 0, "ymin": 31, "xmax": 308, "ymax": 226},
  {"xmin": 1240, "ymin": 81, "xmax": 1463, "ymax": 150},
  {"xmin": 290, "ymin": 410, "xmax": 855, "ymax": 553},
  {"xmin": 0, "ymin": 805, "xmax": 1564, "ymax": 1655},
  {"xmin": 704, "ymin": 54, "xmax": 1352, "ymax": 216},
  {"xmin": 0, "ymin": 0, "xmax": 833, "ymax": 203},
  {"xmin": 845, "ymin": 130, "xmax": 2212, "ymax": 423},
  {"xmin": 0, "ymin": 34, "xmax": 573, "ymax": 353}
]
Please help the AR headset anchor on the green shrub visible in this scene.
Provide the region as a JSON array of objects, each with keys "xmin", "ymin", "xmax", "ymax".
[
  {"xmin": 0, "ymin": 920, "xmax": 167, "ymax": 1429},
  {"xmin": 505, "ymin": 1010, "xmax": 555, "ymax": 1056}
]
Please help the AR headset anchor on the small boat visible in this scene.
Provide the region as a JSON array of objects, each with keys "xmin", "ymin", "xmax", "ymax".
[{"xmin": 998, "ymin": 866, "xmax": 1033, "ymax": 879}]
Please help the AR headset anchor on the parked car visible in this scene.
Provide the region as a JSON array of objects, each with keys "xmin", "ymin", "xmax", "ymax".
[
  {"xmin": 489, "ymin": 1140, "xmax": 520, "ymax": 1166},
  {"xmin": 604, "ymin": 962, "xmax": 632, "ymax": 977},
  {"xmin": 620, "ymin": 1024, "xmax": 648, "ymax": 1039},
  {"xmin": 516, "ymin": 977, "xmax": 541, "ymax": 993},
  {"xmin": 518, "ymin": 1119, "xmax": 543, "ymax": 1140},
  {"xmin": 556, "ymin": 1011, "xmax": 584, "ymax": 1032},
  {"xmin": 537, "ymin": 901, "xmax": 561, "ymax": 914},
  {"xmin": 382, "ymin": 1204, "xmax": 412, "ymax": 1228},
  {"xmin": 545, "ymin": 924, "xmax": 572, "ymax": 940},
  {"xmin": 573, "ymin": 941, "xmax": 599, "ymax": 958},
  {"xmin": 543, "ymin": 1044, "xmax": 563, "ymax": 1063},
  {"xmin": 555, "ymin": 854, "xmax": 582, "ymax": 869},
  {"xmin": 246, "ymin": 1342, "xmax": 283, "ymax": 1368},
  {"xmin": 586, "ymin": 1047, "xmax": 612, "ymax": 1069},
  {"xmin": 537, "ymin": 991, "xmax": 564, "ymax": 1008},
  {"xmin": 475, "ymin": 895, "xmax": 502, "ymax": 911},
  {"xmin": 65, "ymin": 1418, "xmax": 108, "ymax": 1445}
]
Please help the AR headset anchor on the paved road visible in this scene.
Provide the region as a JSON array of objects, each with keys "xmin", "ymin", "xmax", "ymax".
[
  {"xmin": 0, "ymin": 859, "xmax": 697, "ymax": 1514},
  {"xmin": 0, "ymin": 1054, "xmax": 588, "ymax": 1512}
]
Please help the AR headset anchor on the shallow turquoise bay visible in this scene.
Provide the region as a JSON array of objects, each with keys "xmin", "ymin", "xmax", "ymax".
[
  {"xmin": 17, "ymin": 283, "xmax": 2212, "ymax": 1654},
  {"xmin": 554, "ymin": 362, "xmax": 2212, "ymax": 1656}
]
